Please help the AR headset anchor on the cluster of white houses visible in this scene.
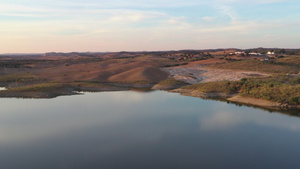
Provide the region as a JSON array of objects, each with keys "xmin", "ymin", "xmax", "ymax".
[{"xmin": 230, "ymin": 51, "xmax": 275, "ymax": 55}]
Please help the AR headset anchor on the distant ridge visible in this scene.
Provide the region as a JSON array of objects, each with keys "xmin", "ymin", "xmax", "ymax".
[
  {"xmin": 1, "ymin": 48, "xmax": 299, "ymax": 56},
  {"xmin": 0, "ymin": 53, "xmax": 43, "ymax": 56}
]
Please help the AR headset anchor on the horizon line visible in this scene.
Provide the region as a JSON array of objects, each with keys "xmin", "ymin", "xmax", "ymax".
[{"xmin": 1, "ymin": 47, "xmax": 299, "ymax": 55}]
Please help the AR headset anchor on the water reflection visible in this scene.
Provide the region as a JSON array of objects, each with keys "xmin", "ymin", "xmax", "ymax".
[
  {"xmin": 1, "ymin": 91, "xmax": 300, "ymax": 169},
  {"xmin": 200, "ymin": 110, "xmax": 300, "ymax": 131}
]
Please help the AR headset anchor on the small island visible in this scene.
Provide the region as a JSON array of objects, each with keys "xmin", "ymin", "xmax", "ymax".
[{"xmin": 0, "ymin": 48, "xmax": 299, "ymax": 110}]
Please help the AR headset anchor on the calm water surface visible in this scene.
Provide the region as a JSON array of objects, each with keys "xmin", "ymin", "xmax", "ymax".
[{"xmin": 1, "ymin": 91, "xmax": 300, "ymax": 169}]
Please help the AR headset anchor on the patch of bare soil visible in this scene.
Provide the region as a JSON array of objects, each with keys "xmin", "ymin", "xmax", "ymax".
[{"xmin": 162, "ymin": 64, "xmax": 270, "ymax": 84}]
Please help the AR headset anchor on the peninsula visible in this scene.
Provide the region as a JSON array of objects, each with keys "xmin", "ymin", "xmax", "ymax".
[{"xmin": 0, "ymin": 48, "xmax": 299, "ymax": 110}]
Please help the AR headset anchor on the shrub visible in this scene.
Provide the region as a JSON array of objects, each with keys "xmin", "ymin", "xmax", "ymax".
[
  {"xmin": 10, "ymin": 83, "xmax": 65, "ymax": 91},
  {"xmin": 158, "ymin": 78, "xmax": 188, "ymax": 86},
  {"xmin": 183, "ymin": 81, "xmax": 241, "ymax": 94},
  {"xmin": 289, "ymin": 96, "xmax": 300, "ymax": 105},
  {"xmin": 290, "ymin": 77, "xmax": 300, "ymax": 85},
  {"xmin": 182, "ymin": 75, "xmax": 300, "ymax": 105},
  {"xmin": 0, "ymin": 73, "xmax": 39, "ymax": 82}
]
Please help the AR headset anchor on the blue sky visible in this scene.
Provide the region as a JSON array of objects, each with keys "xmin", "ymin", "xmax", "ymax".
[{"xmin": 0, "ymin": 0, "xmax": 299, "ymax": 53}]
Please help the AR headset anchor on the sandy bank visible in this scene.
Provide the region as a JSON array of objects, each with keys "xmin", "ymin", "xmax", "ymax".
[{"xmin": 228, "ymin": 95, "xmax": 300, "ymax": 109}]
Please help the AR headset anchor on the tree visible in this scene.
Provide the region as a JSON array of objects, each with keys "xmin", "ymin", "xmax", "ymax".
[
  {"xmin": 244, "ymin": 50, "xmax": 250, "ymax": 56},
  {"xmin": 279, "ymin": 49, "xmax": 286, "ymax": 54}
]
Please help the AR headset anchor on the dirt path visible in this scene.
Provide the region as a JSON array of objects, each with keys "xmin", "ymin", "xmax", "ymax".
[{"xmin": 161, "ymin": 65, "xmax": 270, "ymax": 84}]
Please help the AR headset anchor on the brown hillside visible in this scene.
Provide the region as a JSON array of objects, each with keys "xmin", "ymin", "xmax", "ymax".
[
  {"xmin": 27, "ymin": 59, "xmax": 166, "ymax": 83},
  {"xmin": 108, "ymin": 67, "xmax": 168, "ymax": 82}
]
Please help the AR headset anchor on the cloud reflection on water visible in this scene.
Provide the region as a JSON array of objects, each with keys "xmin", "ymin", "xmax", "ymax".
[
  {"xmin": 0, "ymin": 91, "xmax": 180, "ymax": 146},
  {"xmin": 1, "ymin": 91, "xmax": 300, "ymax": 169},
  {"xmin": 200, "ymin": 109, "xmax": 300, "ymax": 131},
  {"xmin": 1, "ymin": 90, "xmax": 300, "ymax": 147}
]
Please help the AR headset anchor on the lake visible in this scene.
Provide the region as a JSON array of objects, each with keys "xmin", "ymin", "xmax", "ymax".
[{"xmin": 1, "ymin": 90, "xmax": 300, "ymax": 169}]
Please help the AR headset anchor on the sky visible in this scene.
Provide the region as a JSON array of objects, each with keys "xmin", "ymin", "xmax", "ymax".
[{"xmin": 0, "ymin": 0, "xmax": 299, "ymax": 53}]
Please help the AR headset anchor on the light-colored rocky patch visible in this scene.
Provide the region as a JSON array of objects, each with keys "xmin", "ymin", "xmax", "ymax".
[
  {"xmin": 162, "ymin": 65, "xmax": 270, "ymax": 84},
  {"xmin": 161, "ymin": 67, "xmax": 206, "ymax": 84}
]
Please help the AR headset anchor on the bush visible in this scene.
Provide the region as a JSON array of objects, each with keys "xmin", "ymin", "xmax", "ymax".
[
  {"xmin": 209, "ymin": 57, "xmax": 300, "ymax": 74},
  {"xmin": 182, "ymin": 75, "xmax": 300, "ymax": 105},
  {"xmin": 290, "ymin": 77, "xmax": 300, "ymax": 85},
  {"xmin": 10, "ymin": 83, "xmax": 65, "ymax": 91},
  {"xmin": 183, "ymin": 81, "xmax": 242, "ymax": 94},
  {"xmin": 0, "ymin": 73, "xmax": 39, "ymax": 82},
  {"xmin": 158, "ymin": 78, "xmax": 188, "ymax": 86},
  {"xmin": 289, "ymin": 96, "xmax": 300, "ymax": 105}
]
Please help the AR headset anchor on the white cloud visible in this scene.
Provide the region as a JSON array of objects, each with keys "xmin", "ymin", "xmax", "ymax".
[
  {"xmin": 200, "ymin": 111, "xmax": 244, "ymax": 130},
  {"xmin": 163, "ymin": 17, "xmax": 193, "ymax": 29},
  {"xmin": 200, "ymin": 110, "xmax": 300, "ymax": 131},
  {"xmin": 108, "ymin": 10, "xmax": 166, "ymax": 22},
  {"xmin": 1, "ymin": 0, "xmax": 205, "ymax": 10},
  {"xmin": 215, "ymin": 0, "xmax": 290, "ymax": 5},
  {"xmin": 215, "ymin": 5, "xmax": 239, "ymax": 23},
  {"xmin": 0, "ymin": 0, "xmax": 299, "ymax": 52},
  {"xmin": 202, "ymin": 16, "xmax": 216, "ymax": 22},
  {"xmin": 54, "ymin": 0, "xmax": 204, "ymax": 8},
  {"xmin": 0, "ymin": 4, "xmax": 45, "ymax": 12}
]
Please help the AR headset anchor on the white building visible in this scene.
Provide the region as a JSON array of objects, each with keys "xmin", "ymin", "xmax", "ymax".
[
  {"xmin": 267, "ymin": 51, "xmax": 275, "ymax": 55},
  {"xmin": 235, "ymin": 52, "xmax": 245, "ymax": 54},
  {"xmin": 249, "ymin": 52, "xmax": 261, "ymax": 56}
]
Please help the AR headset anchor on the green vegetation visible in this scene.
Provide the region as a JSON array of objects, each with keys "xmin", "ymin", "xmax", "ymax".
[
  {"xmin": 73, "ymin": 80, "xmax": 105, "ymax": 87},
  {"xmin": 211, "ymin": 56, "xmax": 300, "ymax": 74},
  {"xmin": 116, "ymin": 80, "xmax": 155, "ymax": 85},
  {"xmin": 72, "ymin": 81, "xmax": 123, "ymax": 89},
  {"xmin": 162, "ymin": 62, "xmax": 188, "ymax": 67},
  {"xmin": 158, "ymin": 78, "xmax": 188, "ymax": 86},
  {"xmin": 9, "ymin": 81, "xmax": 122, "ymax": 92},
  {"xmin": 239, "ymin": 76, "xmax": 300, "ymax": 104},
  {"xmin": 183, "ymin": 80, "xmax": 242, "ymax": 93},
  {"xmin": 0, "ymin": 73, "xmax": 40, "ymax": 82},
  {"xmin": 276, "ymin": 55, "xmax": 300, "ymax": 67},
  {"xmin": 9, "ymin": 83, "xmax": 66, "ymax": 91},
  {"xmin": 182, "ymin": 75, "xmax": 300, "ymax": 105},
  {"xmin": 241, "ymin": 84, "xmax": 300, "ymax": 104}
]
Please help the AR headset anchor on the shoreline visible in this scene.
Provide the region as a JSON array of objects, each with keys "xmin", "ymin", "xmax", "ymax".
[
  {"xmin": 0, "ymin": 83, "xmax": 299, "ymax": 110},
  {"xmin": 171, "ymin": 88, "xmax": 300, "ymax": 110},
  {"xmin": 0, "ymin": 82, "xmax": 150, "ymax": 98}
]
